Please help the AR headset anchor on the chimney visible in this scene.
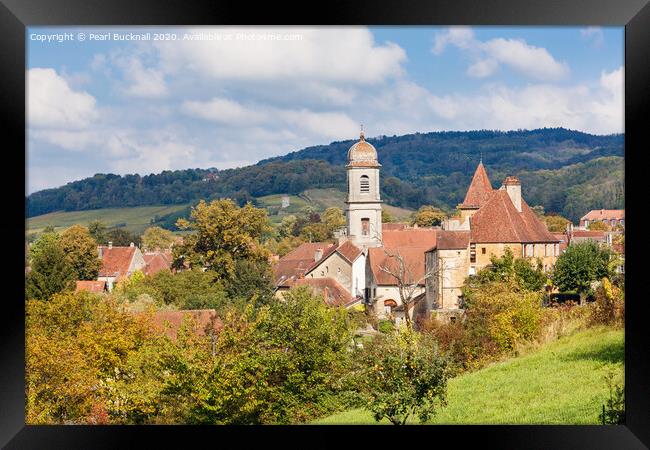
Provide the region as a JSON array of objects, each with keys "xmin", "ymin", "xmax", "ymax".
[
  {"xmin": 503, "ymin": 176, "xmax": 522, "ymax": 212},
  {"xmin": 314, "ymin": 248, "xmax": 323, "ymax": 262},
  {"xmin": 98, "ymin": 246, "xmax": 103, "ymax": 258},
  {"xmin": 108, "ymin": 241, "xmax": 113, "ymax": 249}
]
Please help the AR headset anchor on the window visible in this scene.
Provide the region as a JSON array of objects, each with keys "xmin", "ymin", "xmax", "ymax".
[
  {"xmin": 470, "ymin": 243, "xmax": 476, "ymax": 263},
  {"xmin": 360, "ymin": 175, "xmax": 370, "ymax": 193},
  {"xmin": 481, "ymin": 247, "xmax": 486, "ymax": 255},
  {"xmin": 545, "ymin": 244, "xmax": 549, "ymax": 257},
  {"xmin": 554, "ymin": 243, "xmax": 559, "ymax": 256},
  {"xmin": 361, "ymin": 218, "xmax": 370, "ymax": 236}
]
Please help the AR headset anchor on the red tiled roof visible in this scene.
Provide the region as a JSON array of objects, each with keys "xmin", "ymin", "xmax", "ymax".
[
  {"xmin": 336, "ymin": 240, "xmax": 363, "ymax": 263},
  {"xmin": 143, "ymin": 252, "xmax": 172, "ymax": 276},
  {"xmin": 75, "ymin": 280, "xmax": 106, "ymax": 293},
  {"xmin": 273, "ymin": 242, "xmax": 337, "ymax": 286},
  {"xmin": 288, "ymin": 277, "xmax": 356, "ymax": 307},
  {"xmin": 469, "ymin": 191, "xmax": 558, "ymax": 243},
  {"xmin": 145, "ymin": 309, "xmax": 223, "ymax": 340},
  {"xmin": 98, "ymin": 246, "xmax": 137, "ymax": 277},
  {"xmin": 581, "ymin": 209, "xmax": 624, "ymax": 221},
  {"xmin": 459, "ymin": 162, "xmax": 494, "ymax": 209},
  {"xmin": 382, "ymin": 228, "xmax": 438, "ymax": 248},
  {"xmin": 368, "ymin": 246, "xmax": 429, "ymax": 286},
  {"xmin": 571, "ymin": 230, "xmax": 606, "ymax": 239},
  {"xmin": 432, "ymin": 230, "xmax": 471, "ymax": 250},
  {"xmin": 612, "ymin": 243, "xmax": 625, "ymax": 255},
  {"xmin": 382, "ymin": 223, "xmax": 408, "ymax": 231}
]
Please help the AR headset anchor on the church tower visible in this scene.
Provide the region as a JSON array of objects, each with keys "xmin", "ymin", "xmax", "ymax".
[{"xmin": 345, "ymin": 129, "xmax": 382, "ymax": 248}]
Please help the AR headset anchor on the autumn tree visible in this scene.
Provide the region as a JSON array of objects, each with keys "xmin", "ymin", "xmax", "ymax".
[
  {"xmin": 173, "ymin": 199, "xmax": 272, "ymax": 280},
  {"xmin": 588, "ymin": 221, "xmax": 610, "ymax": 231},
  {"xmin": 382, "ymin": 209, "xmax": 395, "ymax": 223},
  {"xmin": 277, "ymin": 214, "xmax": 297, "ymax": 238},
  {"xmin": 60, "ymin": 225, "xmax": 102, "ymax": 280},
  {"xmin": 357, "ymin": 327, "xmax": 449, "ymax": 425},
  {"xmin": 552, "ymin": 241, "xmax": 614, "ymax": 304},
  {"xmin": 322, "ymin": 207, "xmax": 346, "ymax": 232},
  {"xmin": 411, "ymin": 206, "xmax": 446, "ymax": 227},
  {"xmin": 106, "ymin": 228, "xmax": 142, "ymax": 247},
  {"xmin": 543, "ymin": 214, "xmax": 571, "ymax": 232},
  {"xmin": 141, "ymin": 226, "xmax": 176, "ymax": 251},
  {"xmin": 25, "ymin": 232, "xmax": 75, "ymax": 301}
]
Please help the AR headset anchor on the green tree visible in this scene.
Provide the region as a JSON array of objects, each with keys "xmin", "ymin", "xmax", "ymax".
[
  {"xmin": 107, "ymin": 228, "xmax": 141, "ymax": 247},
  {"xmin": 278, "ymin": 215, "xmax": 297, "ymax": 238},
  {"xmin": 411, "ymin": 206, "xmax": 446, "ymax": 227},
  {"xmin": 299, "ymin": 222, "xmax": 331, "ymax": 242},
  {"xmin": 382, "ymin": 209, "xmax": 395, "ymax": 223},
  {"xmin": 357, "ymin": 327, "xmax": 449, "ymax": 425},
  {"xmin": 26, "ymin": 232, "xmax": 75, "ymax": 301},
  {"xmin": 88, "ymin": 220, "xmax": 108, "ymax": 245},
  {"xmin": 552, "ymin": 241, "xmax": 614, "ymax": 304},
  {"xmin": 60, "ymin": 225, "xmax": 102, "ymax": 280},
  {"xmin": 141, "ymin": 226, "xmax": 176, "ymax": 251},
  {"xmin": 223, "ymin": 259, "xmax": 275, "ymax": 306},
  {"xmin": 173, "ymin": 199, "xmax": 272, "ymax": 279}
]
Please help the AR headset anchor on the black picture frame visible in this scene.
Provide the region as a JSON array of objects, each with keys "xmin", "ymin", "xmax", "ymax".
[{"xmin": 2, "ymin": 0, "xmax": 648, "ymax": 447}]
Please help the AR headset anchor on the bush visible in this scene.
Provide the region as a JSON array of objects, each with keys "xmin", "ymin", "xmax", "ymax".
[
  {"xmin": 590, "ymin": 278, "xmax": 624, "ymax": 327},
  {"xmin": 377, "ymin": 319, "xmax": 394, "ymax": 334}
]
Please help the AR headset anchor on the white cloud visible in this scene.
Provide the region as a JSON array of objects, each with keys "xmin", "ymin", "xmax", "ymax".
[
  {"xmin": 114, "ymin": 56, "xmax": 168, "ymax": 98},
  {"xmin": 28, "ymin": 68, "xmax": 98, "ymax": 129},
  {"xmin": 581, "ymin": 27, "xmax": 605, "ymax": 48},
  {"xmin": 155, "ymin": 27, "xmax": 406, "ymax": 85},
  {"xmin": 181, "ymin": 96, "xmax": 359, "ymax": 139},
  {"xmin": 432, "ymin": 28, "xmax": 569, "ymax": 81}
]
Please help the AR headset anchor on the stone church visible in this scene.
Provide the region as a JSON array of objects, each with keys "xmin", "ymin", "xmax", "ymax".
[{"xmin": 273, "ymin": 131, "xmax": 560, "ymax": 324}]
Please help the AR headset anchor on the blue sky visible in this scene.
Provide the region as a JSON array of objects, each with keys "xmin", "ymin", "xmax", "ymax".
[{"xmin": 27, "ymin": 26, "xmax": 623, "ymax": 193}]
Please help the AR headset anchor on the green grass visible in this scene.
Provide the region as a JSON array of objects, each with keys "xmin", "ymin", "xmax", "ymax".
[
  {"xmin": 26, "ymin": 204, "xmax": 190, "ymax": 236},
  {"xmin": 313, "ymin": 326, "xmax": 624, "ymax": 425}
]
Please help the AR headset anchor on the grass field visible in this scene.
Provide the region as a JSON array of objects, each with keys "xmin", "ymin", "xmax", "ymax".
[
  {"xmin": 313, "ymin": 326, "xmax": 624, "ymax": 425},
  {"xmin": 26, "ymin": 188, "xmax": 415, "ymax": 235},
  {"xmin": 26, "ymin": 204, "xmax": 190, "ymax": 236}
]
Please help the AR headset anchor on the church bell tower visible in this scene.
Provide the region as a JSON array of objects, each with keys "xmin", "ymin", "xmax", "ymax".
[{"xmin": 345, "ymin": 129, "xmax": 382, "ymax": 248}]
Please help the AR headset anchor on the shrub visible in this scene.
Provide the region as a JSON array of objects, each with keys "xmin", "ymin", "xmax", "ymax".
[
  {"xmin": 539, "ymin": 301, "xmax": 590, "ymax": 344},
  {"xmin": 377, "ymin": 319, "xmax": 394, "ymax": 334},
  {"xmin": 590, "ymin": 278, "xmax": 624, "ymax": 327}
]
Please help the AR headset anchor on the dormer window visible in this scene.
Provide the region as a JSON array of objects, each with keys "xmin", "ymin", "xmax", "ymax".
[{"xmin": 360, "ymin": 175, "xmax": 370, "ymax": 193}]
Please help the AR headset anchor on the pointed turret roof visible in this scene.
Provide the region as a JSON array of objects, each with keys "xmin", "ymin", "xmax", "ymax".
[{"xmin": 459, "ymin": 162, "xmax": 494, "ymax": 209}]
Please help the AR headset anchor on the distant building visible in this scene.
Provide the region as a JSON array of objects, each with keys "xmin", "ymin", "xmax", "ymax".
[
  {"xmin": 579, "ymin": 209, "xmax": 624, "ymax": 229},
  {"xmin": 143, "ymin": 250, "xmax": 173, "ymax": 276},
  {"xmin": 75, "ymin": 280, "xmax": 107, "ymax": 294},
  {"xmin": 134, "ymin": 309, "xmax": 223, "ymax": 341},
  {"xmin": 281, "ymin": 195, "xmax": 290, "ymax": 208},
  {"xmin": 97, "ymin": 242, "xmax": 146, "ymax": 291}
]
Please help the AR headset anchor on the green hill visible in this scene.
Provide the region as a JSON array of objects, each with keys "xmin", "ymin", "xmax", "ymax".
[
  {"xmin": 26, "ymin": 128, "xmax": 624, "ymax": 222},
  {"xmin": 26, "ymin": 204, "xmax": 190, "ymax": 236},
  {"xmin": 313, "ymin": 326, "xmax": 624, "ymax": 425}
]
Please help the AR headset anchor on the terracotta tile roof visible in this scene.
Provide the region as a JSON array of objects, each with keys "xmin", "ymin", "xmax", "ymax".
[
  {"xmin": 382, "ymin": 228, "xmax": 438, "ymax": 248},
  {"xmin": 98, "ymin": 246, "xmax": 137, "ymax": 277},
  {"xmin": 143, "ymin": 252, "xmax": 172, "ymax": 276},
  {"xmin": 432, "ymin": 230, "xmax": 471, "ymax": 250},
  {"xmin": 612, "ymin": 243, "xmax": 625, "ymax": 255},
  {"xmin": 287, "ymin": 277, "xmax": 356, "ymax": 307},
  {"xmin": 75, "ymin": 280, "xmax": 106, "ymax": 293},
  {"xmin": 368, "ymin": 246, "xmax": 429, "ymax": 286},
  {"xmin": 273, "ymin": 242, "xmax": 337, "ymax": 286},
  {"xmin": 144, "ymin": 309, "xmax": 223, "ymax": 340},
  {"xmin": 581, "ymin": 209, "xmax": 624, "ymax": 221},
  {"xmin": 571, "ymin": 230, "xmax": 606, "ymax": 240},
  {"xmin": 382, "ymin": 223, "xmax": 408, "ymax": 231},
  {"xmin": 336, "ymin": 240, "xmax": 363, "ymax": 263},
  {"xmin": 469, "ymin": 191, "xmax": 558, "ymax": 244},
  {"xmin": 459, "ymin": 162, "xmax": 494, "ymax": 209}
]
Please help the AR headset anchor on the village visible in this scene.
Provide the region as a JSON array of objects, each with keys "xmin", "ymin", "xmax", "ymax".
[{"xmin": 54, "ymin": 131, "xmax": 625, "ymax": 336}]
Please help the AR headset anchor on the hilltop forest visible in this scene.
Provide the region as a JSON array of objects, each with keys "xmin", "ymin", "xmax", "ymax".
[{"xmin": 27, "ymin": 128, "xmax": 624, "ymax": 223}]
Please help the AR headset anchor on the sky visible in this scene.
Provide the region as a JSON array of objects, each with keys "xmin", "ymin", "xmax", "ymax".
[{"xmin": 27, "ymin": 26, "xmax": 624, "ymax": 194}]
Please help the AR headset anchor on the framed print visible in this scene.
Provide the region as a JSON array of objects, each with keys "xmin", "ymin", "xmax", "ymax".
[{"xmin": 2, "ymin": 0, "xmax": 649, "ymax": 447}]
